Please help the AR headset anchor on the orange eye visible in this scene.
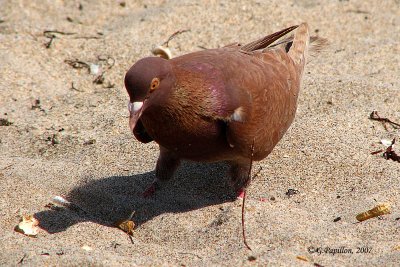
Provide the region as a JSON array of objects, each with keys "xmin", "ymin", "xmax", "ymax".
[{"xmin": 150, "ymin": 78, "xmax": 160, "ymax": 92}]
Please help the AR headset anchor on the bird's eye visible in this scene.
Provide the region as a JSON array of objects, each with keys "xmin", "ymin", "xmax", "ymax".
[{"xmin": 150, "ymin": 78, "xmax": 160, "ymax": 92}]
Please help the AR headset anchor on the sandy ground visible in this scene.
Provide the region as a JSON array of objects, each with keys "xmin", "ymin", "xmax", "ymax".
[{"xmin": 1, "ymin": 0, "xmax": 399, "ymax": 266}]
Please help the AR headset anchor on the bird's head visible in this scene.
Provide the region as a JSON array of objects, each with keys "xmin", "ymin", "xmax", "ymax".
[{"xmin": 124, "ymin": 56, "xmax": 175, "ymax": 143}]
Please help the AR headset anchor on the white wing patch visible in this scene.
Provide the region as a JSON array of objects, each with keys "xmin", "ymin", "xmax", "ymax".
[{"xmin": 231, "ymin": 106, "xmax": 246, "ymax": 122}]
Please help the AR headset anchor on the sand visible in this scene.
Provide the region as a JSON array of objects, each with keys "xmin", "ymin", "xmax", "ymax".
[{"xmin": 0, "ymin": 0, "xmax": 399, "ymax": 266}]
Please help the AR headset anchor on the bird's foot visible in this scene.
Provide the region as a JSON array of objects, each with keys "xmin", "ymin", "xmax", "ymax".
[
  {"xmin": 142, "ymin": 178, "xmax": 170, "ymax": 198},
  {"xmin": 142, "ymin": 180, "xmax": 159, "ymax": 198},
  {"xmin": 142, "ymin": 178, "xmax": 166, "ymax": 198},
  {"xmin": 236, "ymin": 189, "xmax": 267, "ymax": 202},
  {"xmin": 236, "ymin": 189, "xmax": 245, "ymax": 199}
]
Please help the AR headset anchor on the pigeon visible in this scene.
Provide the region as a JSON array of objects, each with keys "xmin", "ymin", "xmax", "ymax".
[{"xmin": 125, "ymin": 23, "xmax": 326, "ymax": 198}]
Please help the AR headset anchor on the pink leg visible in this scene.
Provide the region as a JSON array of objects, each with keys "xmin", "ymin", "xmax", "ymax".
[
  {"xmin": 229, "ymin": 161, "xmax": 251, "ymax": 200},
  {"xmin": 236, "ymin": 189, "xmax": 267, "ymax": 202},
  {"xmin": 230, "ymin": 161, "xmax": 266, "ymax": 202},
  {"xmin": 142, "ymin": 146, "xmax": 180, "ymax": 198},
  {"xmin": 236, "ymin": 189, "xmax": 245, "ymax": 199}
]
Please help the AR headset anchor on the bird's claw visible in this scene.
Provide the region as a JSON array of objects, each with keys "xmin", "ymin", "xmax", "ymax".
[
  {"xmin": 142, "ymin": 182, "xmax": 157, "ymax": 198},
  {"xmin": 236, "ymin": 189, "xmax": 245, "ymax": 200}
]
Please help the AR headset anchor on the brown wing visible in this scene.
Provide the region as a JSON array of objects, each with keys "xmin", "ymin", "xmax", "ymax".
[
  {"xmin": 223, "ymin": 49, "xmax": 302, "ymax": 159},
  {"xmin": 171, "ymin": 24, "xmax": 311, "ymax": 160},
  {"xmin": 170, "ymin": 47, "xmax": 298, "ymax": 158},
  {"xmin": 222, "ymin": 25, "xmax": 299, "ymax": 53},
  {"xmin": 224, "ymin": 24, "xmax": 312, "ymax": 159},
  {"xmin": 240, "ymin": 25, "xmax": 298, "ymax": 52}
]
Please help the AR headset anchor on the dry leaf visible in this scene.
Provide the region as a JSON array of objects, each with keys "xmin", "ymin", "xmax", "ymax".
[
  {"xmin": 114, "ymin": 211, "xmax": 136, "ymax": 236},
  {"xmin": 356, "ymin": 203, "xmax": 391, "ymax": 222},
  {"xmin": 14, "ymin": 215, "xmax": 39, "ymax": 237},
  {"xmin": 296, "ymin": 256, "xmax": 309, "ymax": 262},
  {"xmin": 114, "ymin": 219, "xmax": 135, "ymax": 236}
]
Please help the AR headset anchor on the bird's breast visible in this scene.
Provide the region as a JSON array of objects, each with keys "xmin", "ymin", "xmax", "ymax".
[{"xmin": 140, "ymin": 110, "xmax": 235, "ymax": 161}]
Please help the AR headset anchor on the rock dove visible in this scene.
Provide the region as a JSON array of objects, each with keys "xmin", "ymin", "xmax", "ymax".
[{"xmin": 125, "ymin": 23, "xmax": 325, "ymax": 198}]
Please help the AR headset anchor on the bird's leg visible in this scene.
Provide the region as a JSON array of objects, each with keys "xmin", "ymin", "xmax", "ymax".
[
  {"xmin": 156, "ymin": 147, "xmax": 181, "ymax": 181},
  {"xmin": 143, "ymin": 146, "xmax": 181, "ymax": 198},
  {"xmin": 229, "ymin": 160, "xmax": 252, "ymax": 199}
]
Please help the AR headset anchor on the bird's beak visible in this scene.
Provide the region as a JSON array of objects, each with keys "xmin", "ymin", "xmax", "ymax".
[
  {"xmin": 128, "ymin": 101, "xmax": 144, "ymax": 133},
  {"xmin": 128, "ymin": 100, "xmax": 153, "ymax": 143}
]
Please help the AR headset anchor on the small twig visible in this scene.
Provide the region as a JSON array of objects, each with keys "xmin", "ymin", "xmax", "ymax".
[
  {"xmin": 242, "ymin": 138, "xmax": 255, "ymax": 251},
  {"xmin": 253, "ymin": 166, "xmax": 262, "ymax": 177},
  {"xmin": 98, "ymin": 55, "xmax": 115, "ymax": 69},
  {"xmin": 369, "ymin": 111, "xmax": 400, "ymax": 130},
  {"xmin": 64, "ymin": 59, "xmax": 91, "ymax": 70},
  {"xmin": 0, "ymin": 164, "xmax": 13, "ymax": 170},
  {"xmin": 370, "ymin": 149, "xmax": 384, "ymax": 155},
  {"xmin": 93, "ymin": 73, "xmax": 105, "ymax": 84},
  {"xmin": 44, "ymin": 35, "xmax": 56, "ymax": 48},
  {"xmin": 17, "ymin": 254, "xmax": 27, "ymax": 265},
  {"xmin": 161, "ymin": 29, "xmax": 190, "ymax": 47},
  {"xmin": 128, "ymin": 211, "xmax": 135, "ymax": 220},
  {"xmin": 242, "ymin": 190, "xmax": 251, "ymax": 250},
  {"xmin": 383, "ymin": 138, "xmax": 400, "ymax": 163},
  {"xmin": 70, "ymin": 82, "xmax": 83, "ymax": 92},
  {"xmin": 43, "ymin": 30, "xmax": 77, "ymax": 36},
  {"xmin": 371, "ymin": 138, "xmax": 400, "ymax": 163},
  {"xmin": 111, "ymin": 241, "xmax": 121, "ymax": 249},
  {"xmin": 65, "ymin": 56, "xmax": 115, "ymax": 86},
  {"xmin": 73, "ymin": 36, "xmax": 102, "ymax": 40},
  {"xmin": 43, "ymin": 30, "xmax": 76, "ymax": 48}
]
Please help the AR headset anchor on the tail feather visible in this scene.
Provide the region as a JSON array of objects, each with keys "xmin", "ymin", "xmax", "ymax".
[
  {"xmin": 269, "ymin": 34, "xmax": 328, "ymax": 61},
  {"xmin": 288, "ymin": 23, "xmax": 310, "ymax": 65},
  {"xmin": 308, "ymin": 36, "xmax": 329, "ymax": 58}
]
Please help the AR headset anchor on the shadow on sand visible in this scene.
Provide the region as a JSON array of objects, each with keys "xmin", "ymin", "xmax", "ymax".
[{"xmin": 35, "ymin": 161, "xmax": 236, "ymax": 234}]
